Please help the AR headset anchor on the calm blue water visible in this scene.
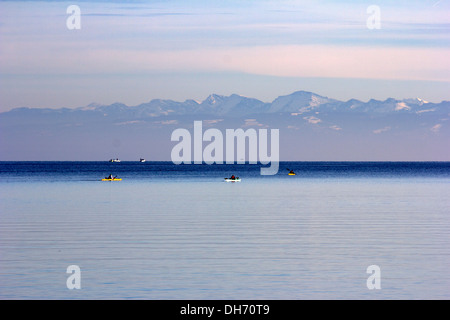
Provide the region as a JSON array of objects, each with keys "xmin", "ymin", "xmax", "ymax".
[{"xmin": 0, "ymin": 162, "xmax": 449, "ymax": 299}]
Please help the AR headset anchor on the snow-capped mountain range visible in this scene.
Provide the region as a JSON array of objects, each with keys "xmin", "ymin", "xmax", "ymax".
[
  {"xmin": 3, "ymin": 90, "xmax": 449, "ymax": 119},
  {"xmin": 1, "ymin": 91, "xmax": 448, "ymax": 161}
]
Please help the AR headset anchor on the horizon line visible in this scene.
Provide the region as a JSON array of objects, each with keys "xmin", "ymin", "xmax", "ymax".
[{"xmin": 1, "ymin": 160, "xmax": 449, "ymax": 163}]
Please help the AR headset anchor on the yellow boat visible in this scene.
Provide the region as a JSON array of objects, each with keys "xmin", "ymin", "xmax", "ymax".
[
  {"xmin": 101, "ymin": 178, "xmax": 122, "ymax": 181},
  {"xmin": 288, "ymin": 172, "xmax": 296, "ymax": 176}
]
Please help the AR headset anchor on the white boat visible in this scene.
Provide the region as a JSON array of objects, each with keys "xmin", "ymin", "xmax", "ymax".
[
  {"xmin": 109, "ymin": 158, "xmax": 121, "ymax": 162},
  {"xmin": 224, "ymin": 177, "xmax": 241, "ymax": 182},
  {"xmin": 140, "ymin": 158, "xmax": 146, "ymax": 162}
]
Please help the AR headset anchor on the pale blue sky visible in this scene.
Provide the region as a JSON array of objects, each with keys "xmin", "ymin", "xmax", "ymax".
[{"xmin": 0, "ymin": 0, "xmax": 449, "ymax": 111}]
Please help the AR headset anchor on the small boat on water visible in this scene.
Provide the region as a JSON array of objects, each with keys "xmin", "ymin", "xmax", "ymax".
[
  {"xmin": 109, "ymin": 158, "xmax": 121, "ymax": 162},
  {"xmin": 102, "ymin": 174, "xmax": 121, "ymax": 181},
  {"xmin": 224, "ymin": 175, "xmax": 240, "ymax": 182},
  {"xmin": 288, "ymin": 172, "xmax": 296, "ymax": 176},
  {"xmin": 139, "ymin": 158, "xmax": 146, "ymax": 162}
]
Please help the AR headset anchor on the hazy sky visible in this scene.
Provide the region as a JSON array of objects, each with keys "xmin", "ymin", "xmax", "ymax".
[{"xmin": 1, "ymin": 0, "xmax": 449, "ymax": 111}]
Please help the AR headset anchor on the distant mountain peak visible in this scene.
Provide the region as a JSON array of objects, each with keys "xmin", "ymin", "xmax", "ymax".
[
  {"xmin": 268, "ymin": 90, "xmax": 335, "ymax": 113},
  {"xmin": 291, "ymin": 90, "xmax": 315, "ymax": 95},
  {"xmin": 203, "ymin": 94, "xmax": 226, "ymax": 105}
]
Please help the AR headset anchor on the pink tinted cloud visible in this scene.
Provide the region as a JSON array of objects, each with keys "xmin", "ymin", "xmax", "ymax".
[{"xmin": 2, "ymin": 43, "xmax": 449, "ymax": 82}]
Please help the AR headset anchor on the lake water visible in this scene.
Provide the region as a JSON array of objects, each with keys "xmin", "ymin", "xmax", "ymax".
[{"xmin": 0, "ymin": 162, "xmax": 449, "ymax": 299}]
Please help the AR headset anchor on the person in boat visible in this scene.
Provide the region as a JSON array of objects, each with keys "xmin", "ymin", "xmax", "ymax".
[
  {"xmin": 289, "ymin": 170, "xmax": 295, "ymax": 174},
  {"xmin": 107, "ymin": 174, "xmax": 113, "ymax": 179},
  {"xmin": 231, "ymin": 175, "xmax": 235, "ymax": 179}
]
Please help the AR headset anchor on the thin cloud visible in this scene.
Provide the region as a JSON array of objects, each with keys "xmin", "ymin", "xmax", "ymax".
[
  {"xmin": 242, "ymin": 119, "xmax": 266, "ymax": 127},
  {"xmin": 373, "ymin": 126, "xmax": 391, "ymax": 134},
  {"xmin": 430, "ymin": 124, "xmax": 442, "ymax": 132},
  {"xmin": 154, "ymin": 120, "xmax": 179, "ymax": 125},
  {"xmin": 3, "ymin": 44, "xmax": 448, "ymax": 83}
]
